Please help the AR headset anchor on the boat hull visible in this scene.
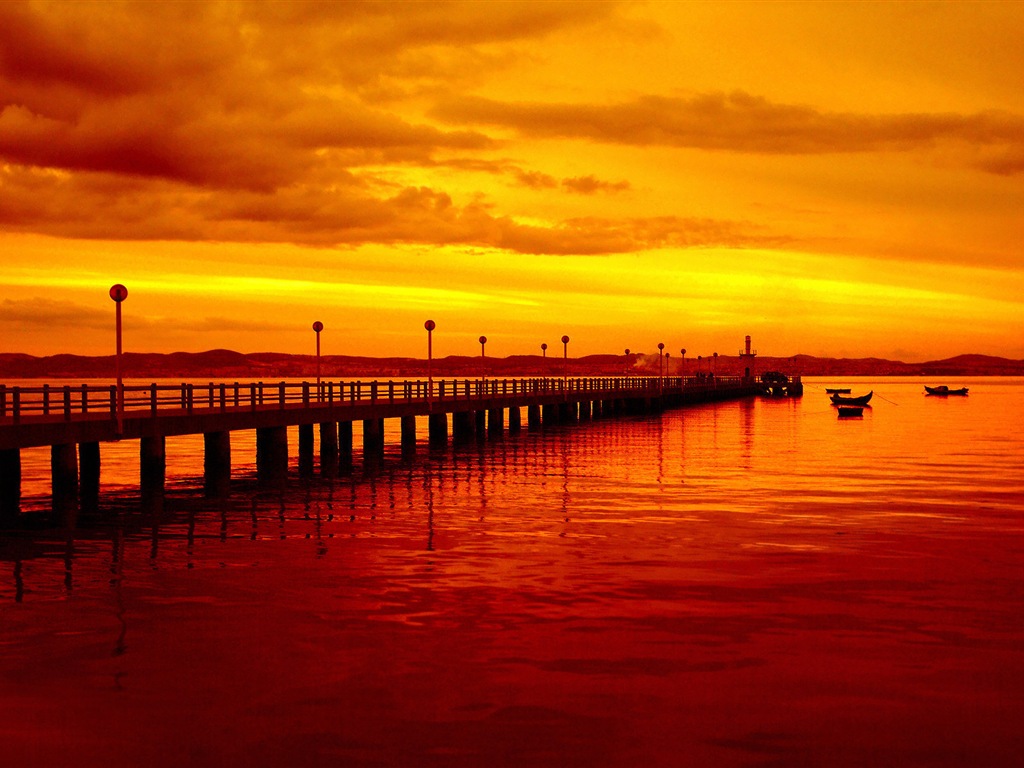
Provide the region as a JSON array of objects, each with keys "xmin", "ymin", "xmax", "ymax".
[{"xmin": 830, "ymin": 391, "xmax": 873, "ymax": 406}]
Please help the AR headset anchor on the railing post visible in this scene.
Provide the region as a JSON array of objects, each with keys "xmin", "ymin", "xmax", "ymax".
[
  {"xmin": 12, "ymin": 387, "xmax": 20, "ymax": 425},
  {"xmin": 109, "ymin": 385, "xmax": 116, "ymax": 417},
  {"xmin": 0, "ymin": 384, "xmax": 5, "ymax": 418},
  {"xmin": 250, "ymin": 383, "xmax": 257, "ymax": 412},
  {"xmin": 81, "ymin": 384, "xmax": 89, "ymax": 413},
  {"xmin": 187, "ymin": 384, "xmax": 195, "ymax": 414},
  {"xmin": 180, "ymin": 384, "xmax": 187, "ymax": 409},
  {"xmin": 302, "ymin": 382, "xmax": 310, "ymax": 406},
  {"xmin": 220, "ymin": 383, "xmax": 227, "ymax": 411},
  {"xmin": 388, "ymin": 381, "xmax": 394, "ymax": 403},
  {"xmin": 371, "ymin": 381, "xmax": 378, "ymax": 402},
  {"xmin": 208, "ymin": 383, "xmax": 215, "ymax": 408},
  {"xmin": 279, "ymin": 382, "xmax": 286, "ymax": 408},
  {"xmin": 150, "ymin": 383, "xmax": 158, "ymax": 415},
  {"xmin": 234, "ymin": 382, "xmax": 240, "ymax": 407}
]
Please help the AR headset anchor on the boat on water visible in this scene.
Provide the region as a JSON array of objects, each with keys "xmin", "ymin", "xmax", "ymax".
[
  {"xmin": 830, "ymin": 391, "xmax": 873, "ymax": 406},
  {"xmin": 825, "ymin": 388, "xmax": 852, "ymax": 394},
  {"xmin": 837, "ymin": 406, "xmax": 864, "ymax": 418},
  {"xmin": 925, "ymin": 385, "xmax": 969, "ymax": 396}
]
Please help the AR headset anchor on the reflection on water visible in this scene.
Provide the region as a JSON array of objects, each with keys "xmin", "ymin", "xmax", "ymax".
[{"xmin": 1, "ymin": 378, "xmax": 1023, "ymax": 767}]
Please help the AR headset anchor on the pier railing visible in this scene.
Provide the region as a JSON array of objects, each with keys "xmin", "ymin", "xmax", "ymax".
[{"xmin": 0, "ymin": 376, "xmax": 744, "ymax": 424}]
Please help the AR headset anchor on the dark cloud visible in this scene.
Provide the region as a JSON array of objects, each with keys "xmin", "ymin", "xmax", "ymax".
[
  {"xmin": 434, "ymin": 91, "xmax": 1024, "ymax": 173},
  {"xmin": 562, "ymin": 175, "xmax": 631, "ymax": 195}
]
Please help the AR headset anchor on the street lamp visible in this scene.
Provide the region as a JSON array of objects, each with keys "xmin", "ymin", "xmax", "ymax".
[
  {"xmin": 312, "ymin": 321, "xmax": 323, "ymax": 401},
  {"xmin": 479, "ymin": 335, "xmax": 487, "ymax": 380},
  {"xmin": 541, "ymin": 342, "xmax": 547, "ymax": 358},
  {"xmin": 424, "ymin": 320, "xmax": 435, "ymax": 408},
  {"xmin": 680, "ymin": 348, "xmax": 686, "ymax": 378},
  {"xmin": 697, "ymin": 355, "xmax": 703, "ymax": 377},
  {"xmin": 561, "ymin": 335, "xmax": 569, "ymax": 385},
  {"xmin": 657, "ymin": 342, "xmax": 665, "ymax": 392},
  {"xmin": 713, "ymin": 352, "xmax": 719, "ymax": 378},
  {"xmin": 109, "ymin": 284, "xmax": 128, "ymax": 433}
]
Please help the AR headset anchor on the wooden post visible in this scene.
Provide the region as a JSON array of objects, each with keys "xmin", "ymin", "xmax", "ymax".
[
  {"xmin": 338, "ymin": 421, "xmax": 353, "ymax": 474},
  {"xmin": 320, "ymin": 422, "xmax": 339, "ymax": 478},
  {"xmin": 140, "ymin": 435, "xmax": 166, "ymax": 502},
  {"xmin": 362, "ymin": 418, "xmax": 384, "ymax": 461},
  {"xmin": 453, "ymin": 410, "xmax": 474, "ymax": 442},
  {"xmin": 51, "ymin": 443, "xmax": 78, "ymax": 523},
  {"xmin": 428, "ymin": 412, "xmax": 448, "ymax": 448},
  {"xmin": 298, "ymin": 423, "xmax": 314, "ymax": 478},
  {"xmin": 204, "ymin": 431, "xmax": 231, "ymax": 497},
  {"xmin": 256, "ymin": 426, "xmax": 288, "ymax": 486},
  {"xmin": 79, "ymin": 442, "xmax": 100, "ymax": 514},
  {"xmin": 0, "ymin": 448, "xmax": 20, "ymax": 525},
  {"xmin": 528, "ymin": 404, "xmax": 541, "ymax": 430},
  {"xmin": 507, "ymin": 405, "xmax": 521, "ymax": 433},
  {"xmin": 400, "ymin": 415, "xmax": 417, "ymax": 457},
  {"xmin": 487, "ymin": 408, "xmax": 503, "ymax": 438}
]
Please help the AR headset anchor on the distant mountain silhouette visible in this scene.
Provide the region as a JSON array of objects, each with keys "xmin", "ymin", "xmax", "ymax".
[{"xmin": 1, "ymin": 350, "xmax": 1021, "ymax": 379}]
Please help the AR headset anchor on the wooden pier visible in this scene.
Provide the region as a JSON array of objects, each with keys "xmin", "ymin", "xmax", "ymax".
[{"xmin": 0, "ymin": 375, "xmax": 759, "ymax": 524}]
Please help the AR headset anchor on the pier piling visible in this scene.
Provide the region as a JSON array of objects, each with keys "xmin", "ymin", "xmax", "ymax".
[
  {"xmin": 204, "ymin": 431, "xmax": 231, "ymax": 497},
  {"xmin": 51, "ymin": 443, "xmax": 78, "ymax": 522},
  {"xmin": 1, "ymin": 448, "xmax": 21, "ymax": 524},
  {"xmin": 79, "ymin": 441, "xmax": 100, "ymax": 513}
]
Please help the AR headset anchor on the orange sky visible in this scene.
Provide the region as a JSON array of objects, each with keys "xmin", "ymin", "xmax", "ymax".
[{"xmin": 2, "ymin": 1, "xmax": 1023, "ymax": 362}]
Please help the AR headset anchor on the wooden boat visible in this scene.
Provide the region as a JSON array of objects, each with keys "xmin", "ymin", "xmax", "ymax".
[
  {"xmin": 825, "ymin": 388, "xmax": 852, "ymax": 394},
  {"xmin": 830, "ymin": 391, "xmax": 873, "ymax": 406},
  {"xmin": 837, "ymin": 406, "xmax": 863, "ymax": 418},
  {"xmin": 925, "ymin": 385, "xmax": 969, "ymax": 396}
]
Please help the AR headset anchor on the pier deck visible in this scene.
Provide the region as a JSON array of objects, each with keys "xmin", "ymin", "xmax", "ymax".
[{"xmin": 1, "ymin": 376, "xmax": 759, "ymax": 522}]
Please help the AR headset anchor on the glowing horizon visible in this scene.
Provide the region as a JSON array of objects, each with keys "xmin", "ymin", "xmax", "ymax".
[{"xmin": 2, "ymin": 2, "xmax": 1023, "ymax": 362}]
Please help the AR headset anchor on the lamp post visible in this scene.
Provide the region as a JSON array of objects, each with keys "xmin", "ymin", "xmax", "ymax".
[
  {"xmin": 680, "ymin": 348, "xmax": 686, "ymax": 379},
  {"xmin": 109, "ymin": 284, "xmax": 128, "ymax": 433},
  {"xmin": 479, "ymin": 335, "xmax": 487, "ymax": 381},
  {"xmin": 312, "ymin": 321, "xmax": 323, "ymax": 401},
  {"xmin": 424, "ymin": 320, "xmax": 435, "ymax": 408},
  {"xmin": 541, "ymin": 342, "xmax": 547, "ymax": 358},
  {"xmin": 657, "ymin": 342, "xmax": 665, "ymax": 393},
  {"xmin": 697, "ymin": 355, "xmax": 703, "ymax": 378},
  {"xmin": 561, "ymin": 335, "xmax": 569, "ymax": 387},
  {"xmin": 713, "ymin": 351, "xmax": 719, "ymax": 379}
]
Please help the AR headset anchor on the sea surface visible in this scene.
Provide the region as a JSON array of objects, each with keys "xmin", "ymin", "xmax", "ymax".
[{"xmin": 1, "ymin": 377, "xmax": 1022, "ymax": 767}]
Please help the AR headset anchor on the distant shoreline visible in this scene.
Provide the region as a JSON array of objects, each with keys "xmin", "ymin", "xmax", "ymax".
[{"xmin": 3, "ymin": 350, "xmax": 1022, "ymax": 379}]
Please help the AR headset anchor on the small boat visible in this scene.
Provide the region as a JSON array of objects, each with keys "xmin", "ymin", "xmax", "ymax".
[
  {"xmin": 925, "ymin": 385, "xmax": 969, "ymax": 396},
  {"xmin": 830, "ymin": 391, "xmax": 873, "ymax": 406},
  {"xmin": 837, "ymin": 406, "xmax": 863, "ymax": 418},
  {"xmin": 825, "ymin": 388, "xmax": 852, "ymax": 394}
]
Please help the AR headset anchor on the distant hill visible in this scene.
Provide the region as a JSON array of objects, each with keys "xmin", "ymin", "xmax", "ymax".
[{"xmin": 1, "ymin": 350, "xmax": 1022, "ymax": 380}]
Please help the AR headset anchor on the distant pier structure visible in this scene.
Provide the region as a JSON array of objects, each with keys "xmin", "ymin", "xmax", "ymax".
[{"xmin": 739, "ymin": 335, "xmax": 757, "ymax": 379}]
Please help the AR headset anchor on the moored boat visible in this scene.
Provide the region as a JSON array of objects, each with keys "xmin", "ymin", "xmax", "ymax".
[
  {"xmin": 830, "ymin": 391, "xmax": 873, "ymax": 406},
  {"xmin": 925, "ymin": 385, "xmax": 969, "ymax": 396}
]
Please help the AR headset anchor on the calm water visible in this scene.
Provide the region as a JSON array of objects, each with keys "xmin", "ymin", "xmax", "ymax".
[{"xmin": 2, "ymin": 377, "xmax": 1022, "ymax": 767}]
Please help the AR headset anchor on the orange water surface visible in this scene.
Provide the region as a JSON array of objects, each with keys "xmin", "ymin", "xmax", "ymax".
[{"xmin": 1, "ymin": 377, "xmax": 1022, "ymax": 767}]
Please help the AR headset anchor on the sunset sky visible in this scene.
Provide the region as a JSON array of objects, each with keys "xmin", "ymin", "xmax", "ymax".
[{"xmin": 2, "ymin": 1, "xmax": 1023, "ymax": 362}]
